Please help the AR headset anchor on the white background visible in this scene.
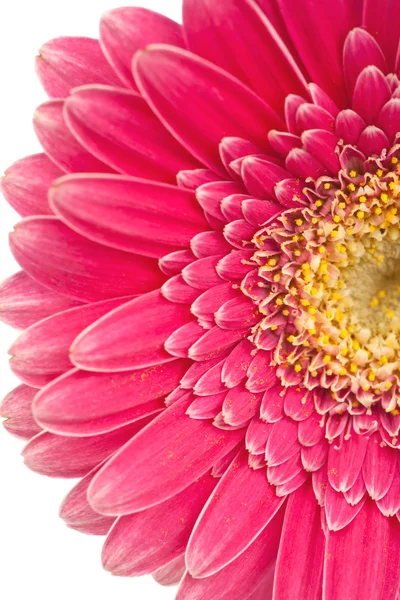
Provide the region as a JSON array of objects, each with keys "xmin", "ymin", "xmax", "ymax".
[{"xmin": 0, "ymin": 1, "xmax": 180, "ymax": 598}]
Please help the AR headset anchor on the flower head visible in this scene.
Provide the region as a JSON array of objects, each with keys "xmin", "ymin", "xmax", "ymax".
[{"xmin": 2, "ymin": 1, "xmax": 400, "ymax": 599}]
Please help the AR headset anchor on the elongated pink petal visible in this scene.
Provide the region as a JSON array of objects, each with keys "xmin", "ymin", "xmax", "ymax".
[
  {"xmin": 352, "ymin": 66, "xmax": 391, "ymax": 125},
  {"xmin": 165, "ymin": 322, "xmax": 206, "ymax": 358},
  {"xmin": 182, "ymin": 256, "xmax": 224, "ymax": 290},
  {"xmin": 183, "ymin": 0, "xmax": 307, "ymax": 111},
  {"xmin": 177, "ymin": 507, "xmax": 284, "ymax": 600},
  {"xmin": 378, "ymin": 99, "xmax": 400, "ymax": 143},
  {"xmin": 191, "ymin": 283, "xmax": 240, "ymax": 321},
  {"xmin": 102, "ymin": 473, "xmax": 217, "ymax": 576},
  {"xmin": 0, "ymin": 271, "xmax": 82, "ymax": 330},
  {"xmin": 324, "ymin": 501, "xmax": 400, "ymax": 599},
  {"xmin": 100, "ymin": 7, "xmax": 185, "ymax": 89},
  {"xmin": 23, "ymin": 418, "xmax": 150, "ymax": 478},
  {"xmin": 33, "ymin": 100, "xmax": 113, "ymax": 174},
  {"xmin": 152, "ymin": 554, "xmax": 186, "ymax": 587},
  {"xmin": 377, "ymin": 471, "xmax": 400, "ymax": 517},
  {"xmin": 191, "ymin": 231, "xmax": 232, "ymax": 258},
  {"xmin": 64, "ymin": 85, "xmax": 198, "ymax": 181},
  {"xmin": 34, "ymin": 360, "xmax": 188, "ymax": 436},
  {"xmin": 192, "ymin": 358, "xmax": 227, "ymax": 396},
  {"xmin": 327, "ymin": 433, "xmax": 368, "ymax": 492},
  {"xmin": 159, "ymin": 249, "xmax": 196, "ymax": 276},
  {"xmin": 189, "ymin": 326, "xmax": 246, "ymax": 361},
  {"xmin": 325, "ymin": 484, "xmax": 366, "ymax": 531},
  {"xmin": 215, "ymin": 296, "xmax": 259, "ymax": 330},
  {"xmin": 335, "ymin": 109, "xmax": 365, "ymax": 144},
  {"xmin": 343, "ymin": 28, "xmax": 387, "ymax": 94},
  {"xmin": 222, "ymin": 385, "xmax": 261, "ymax": 427},
  {"xmin": 0, "ymin": 384, "xmax": 41, "ymax": 439},
  {"xmin": 134, "ymin": 45, "xmax": 284, "ymax": 175},
  {"xmin": 362, "ymin": 433, "xmax": 397, "ymax": 500},
  {"xmin": 301, "ymin": 129, "xmax": 340, "ymax": 175},
  {"xmin": 161, "ymin": 275, "xmax": 200, "ymax": 305},
  {"xmin": 277, "ymin": 0, "xmax": 357, "ymax": 106},
  {"xmin": 357, "ymin": 125, "xmax": 389, "ymax": 157},
  {"xmin": 50, "ymin": 174, "xmax": 207, "ymax": 257},
  {"xmin": 363, "ymin": 0, "xmax": 400, "ymax": 69},
  {"xmin": 60, "ymin": 465, "xmax": 115, "ymax": 535},
  {"xmin": 9, "ymin": 297, "xmax": 128, "ymax": 388},
  {"xmin": 1, "ymin": 153, "xmax": 61, "ymax": 216},
  {"xmin": 10, "ymin": 217, "xmax": 163, "ymax": 302},
  {"xmin": 187, "ymin": 392, "xmax": 226, "ymax": 419},
  {"xmin": 88, "ymin": 397, "xmax": 244, "ymax": 515},
  {"xmin": 242, "ymin": 157, "xmax": 291, "ymax": 200},
  {"xmin": 71, "ymin": 291, "xmax": 191, "ymax": 372},
  {"xmin": 265, "ymin": 418, "xmax": 300, "ymax": 466},
  {"xmin": 36, "ymin": 37, "xmax": 121, "ymax": 97},
  {"xmin": 273, "ymin": 481, "xmax": 324, "ymax": 600},
  {"xmin": 187, "ymin": 448, "xmax": 285, "ymax": 578}
]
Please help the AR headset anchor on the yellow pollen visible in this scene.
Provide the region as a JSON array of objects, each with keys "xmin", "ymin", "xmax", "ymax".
[
  {"xmin": 339, "ymin": 330, "xmax": 348, "ymax": 339},
  {"xmin": 294, "ymin": 364, "xmax": 302, "ymax": 372},
  {"xmin": 324, "ymin": 183, "xmax": 331, "ymax": 190},
  {"xmin": 356, "ymin": 210, "xmax": 365, "ymax": 219},
  {"xmin": 339, "ymin": 368, "xmax": 347, "ymax": 376},
  {"xmin": 333, "ymin": 215, "xmax": 341, "ymax": 223},
  {"xmin": 350, "ymin": 363, "xmax": 358, "ymax": 373},
  {"xmin": 347, "ymin": 183, "xmax": 356, "ymax": 191},
  {"xmin": 391, "ymin": 157, "xmax": 399, "ymax": 165},
  {"xmin": 349, "ymin": 170, "xmax": 357, "ymax": 178},
  {"xmin": 385, "ymin": 381, "xmax": 393, "ymax": 389},
  {"xmin": 339, "ymin": 202, "xmax": 346, "ymax": 209},
  {"xmin": 315, "ymin": 199, "xmax": 323, "ymax": 208},
  {"xmin": 319, "ymin": 245, "xmax": 326, "ymax": 254},
  {"xmin": 295, "ymin": 219, "xmax": 303, "ymax": 226},
  {"xmin": 323, "ymin": 354, "xmax": 331, "ymax": 363},
  {"xmin": 287, "ymin": 335, "xmax": 295, "ymax": 343}
]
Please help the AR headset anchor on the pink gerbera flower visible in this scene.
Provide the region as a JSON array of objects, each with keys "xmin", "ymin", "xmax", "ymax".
[{"xmin": 3, "ymin": 0, "xmax": 400, "ymax": 597}]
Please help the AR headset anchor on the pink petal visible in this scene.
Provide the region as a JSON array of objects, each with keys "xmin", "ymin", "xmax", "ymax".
[
  {"xmin": 352, "ymin": 66, "xmax": 392, "ymax": 125},
  {"xmin": 36, "ymin": 37, "xmax": 121, "ymax": 97},
  {"xmin": 33, "ymin": 100, "xmax": 113, "ymax": 173},
  {"xmin": 277, "ymin": 0, "xmax": 357, "ymax": 106},
  {"xmin": 134, "ymin": 45, "xmax": 284, "ymax": 175},
  {"xmin": 265, "ymin": 417, "xmax": 300, "ymax": 466},
  {"xmin": 363, "ymin": 0, "xmax": 400, "ymax": 69},
  {"xmin": 60, "ymin": 465, "xmax": 115, "ymax": 535},
  {"xmin": 325, "ymin": 484, "xmax": 366, "ymax": 531},
  {"xmin": 221, "ymin": 339, "xmax": 255, "ymax": 388},
  {"xmin": 100, "ymin": 7, "xmax": 185, "ymax": 89},
  {"xmin": 219, "ymin": 137, "xmax": 263, "ymax": 179},
  {"xmin": 377, "ymin": 471, "xmax": 400, "ymax": 517},
  {"xmin": 357, "ymin": 125, "xmax": 389, "ymax": 156},
  {"xmin": 246, "ymin": 351, "xmax": 277, "ymax": 393},
  {"xmin": 191, "ymin": 231, "xmax": 231, "ymax": 258},
  {"xmin": 189, "ymin": 327, "xmax": 247, "ymax": 362},
  {"xmin": 246, "ymin": 417, "xmax": 273, "ymax": 454},
  {"xmin": 242, "ymin": 157, "xmax": 291, "ymax": 200},
  {"xmin": 9, "ymin": 297, "xmax": 129, "ymax": 388},
  {"xmin": 183, "ymin": 0, "xmax": 307, "ymax": 111},
  {"xmin": 88, "ymin": 397, "xmax": 244, "ymax": 515},
  {"xmin": 159, "ymin": 249, "xmax": 195, "ymax": 276},
  {"xmin": 71, "ymin": 291, "xmax": 191, "ymax": 372},
  {"xmin": 182, "ymin": 255, "xmax": 224, "ymax": 290},
  {"xmin": 0, "ymin": 384, "xmax": 41, "ymax": 439},
  {"xmin": 216, "ymin": 249, "xmax": 255, "ymax": 280},
  {"xmin": 180, "ymin": 356, "xmax": 222, "ymax": 389},
  {"xmin": 301, "ymin": 129, "xmax": 340, "ymax": 175},
  {"xmin": 0, "ymin": 271, "xmax": 82, "ymax": 330},
  {"xmin": 192, "ymin": 358, "xmax": 227, "ymax": 396},
  {"xmin": 260, "ymin": 384, "xmax": 285, "ymax": 423},
  {"xmin": 1, "ymin": 153, "xmax": 61, "ymax": 216},
  {"xmin": 10, "ymin": 217, "xmax": 163, "ymax": 302},
  {"xmin": 215, "ymin": 296, "xmax": 259, "ymax": 330},
  {"xmin": 241, "ymin": 198, "xmax": 280, "ymax": 226},
  {"xmin": 187, "ymin": 448, "xmax": 285, "ymax": 578},
  {"xmin": 273, "ymin": 481, "xmax": 324, "ymax": 600},
  {"xmin": 102, "ymin": 472, "xmax": 217, "ymax": 576},
  {"xmin": 152, "ymin": 555, "xmax": 186, "ymax": 587},
  {"xmin": 196, "ymin": 181, "xmax": 243, "ymax": 221},
  {"xmin": 298, "ymin": 414, "xmax": 324, "ymax": 446},
  {"xmin": 296, "ymin": 104, "xmax": 335, "ymax": 132},
  {"xmin": 50, "ymin": 174, "xmax": 206, "ymax": 257},
  {"xmin": 308, "ymin": 83, "xmax": 340, "ymax": 116},
  {"xmin": 335, "ymin": 109, "xmax": 365, "ymax": 144},
  {"xmin": 222, "ymin": 385, "xmax": 262, "ymax": 427},
  {"xmin": 267, "ymin": 453, "xmax": 303, "ymax": 486},
  {"xmin": 324, "ymin": 501, "xmax": 400, "ymax": 599},
  {"xmin": 283, "ymin": 387, "xmax": 314, "ymax": 421},
  {"xmin": 34, "ymin": 360, "xmax": 187, "ymax": 436},
  {"xmin": 177, "ymin": 169, "xmax": 223, "ymax": 190},
  {"xmin": 362, "ymin": 433, "xmax": 397, "ymax": 501},
  {"xmin": 186, "ymin": 392, "xmax": 226, "ymax": 419},
  {"xmin": 165, "ymin": 322, "xmax": 206, "ymax": 358},
  {"xmin": 327, "ymin": 433, "xmax": 369, "ymax": 493},
  {"xmin": 23, "ymin": 418, "xmax": 150, "ymax": 478},
  {"xmin": 301, "ymin": 439, "xmax": 329, "ymax": 472},
  {"xmin": 268, "ymin": 130, "xmax": 302, "ymax": 158},
  {"xmin": 64, "ymin": 85, "xmax": 198, "ymax": 181},
  {"xmin": 378, "ymin": 98, "xmax": 400, "ymax": 143},
  {"xmin": 161, "ymin": 275, "xmax": 200, "ymax": 305},
  {"xmin": 177, "ymin": 506, "xmax": 284, "ymax": 600},
  {"xmin": 191, "ymin": 282, "xmax": 240, "ymax": 321},
  {"xmin": 285, "ymin": 148, "xmax": 327, "ymax": 180},
  {"xmin": 343, "ymin": 28, "xmax": 387, "ymax": 94}
]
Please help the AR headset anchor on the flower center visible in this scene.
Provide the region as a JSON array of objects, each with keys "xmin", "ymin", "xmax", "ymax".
[{"xmin": 248, "ymin": 155, "xmax": 400, "ymax": 410}]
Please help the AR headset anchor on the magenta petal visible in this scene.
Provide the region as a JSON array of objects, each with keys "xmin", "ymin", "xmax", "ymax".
[
  {"xmin": 301, "ymin": 129, "xmax": 340, "ymax": 175},
  {"xmin": 9, "ymin": 297, "xmax": 129, "ymax": 388},
  {"xmin": 191, "ymin": 282, "xmax": 240, "ymax": 321},
  {"xmin": 153, "ymin": 554, "xmax": 186, "ymax": 587},
  {"xmin": 222, "ymin": 385, "xmax": 261, "ymax": 427},
  {"xmin": 377, "ymin": 471, "xmax": 400, "ymax": 517},
  {"xmin": 378, "ymin": 99, "xmax": 400, "ymax": 144},
  {"xmin": 191, "ymin": 231, "xmax": 232, "ymax": 258},
  {"xmin": 324, "ymin": 501, "xmax": 400, "ymax": 600},
  {"xmin": 23, "ymin": 419, "xmax": 149, "ymax": 478},
  {"xmin": 100, "ymin": 7, "xmax": 185, "ymax": 89},
  {"xmin": 71, "ymin": 291, "xmax": 191, "ymax": 372},
  {"xmin": 34, "ymin": 360, "xmax": 188, "ymax": 436},
  {"xmin": 33, "ymin": 100, "xmax": 113, "ymax": 174},
  {"xmin": 189, "ymin": 326, "xmax": 246, "ymax": 362},
  {"xmin": 352, "ymin": 66, "xmax": 391, "ymax": 125},
  {"xmin": 159, "ymin": 249, "xmax": 195, "ymax": 276},
  {"xmin": 1, "ymin": 153, "xmax": 61, "ymax": 216},
  {"xmin": 187, "ymin": 448, "xmax": 285, "ymax": 578},
  {"xmin": 0, "ymin": 271, "xmax": 82, "ymax": 330},
  {"xmin": 343, "ymin": 28, "xmax": 387, "ymax": 94},
  {"xmin": 335, "ymin": 109, "xmax": 366, "ymax": 145},
  {"xmin": 165, "ymin": 322, "xmax": 206, "ymax": 358},
  {"xmin": 277, "ymin": 0, "xmax": 357, "ymax": 106},
  {"xmin": 265, "ymin": 417, "xmax": 300, "ymax": 466},
  {"xmin": 242, "ymin": 157, "xmax": 291, "ymax": 199},
  {"xmin": 134, "ymin": 45, "xmax": 284, "ymax": 175},
  {"xmin": 10, "ymin": 217, "xmax": 164, "ymax": 302},
  {"xmin": 102, "ymin": 473, "xmax": 217, "ymax": 576},
  {"xmin": 285, "ymin": 148, "xmax": 326, "ymax": 180},
  {"xmin": 357, "ymin": 126, "xmax": 389, "ymax": 157},
  {"xmin": 36, "ymin": 37, "xmax": 121, "ymax": 98},
  {"xmin": 50, "ymin": 174, "xmax": 207, "ymax": 257},
  {"xmin": 183, "ymin": 0, "xmax": 307, "ymax": 111},
  {"xmin": 187, "ymin": 392, "xmax": 226, "ymax": 419},
  {"xmin": 325, "ymin": 484, "xmax": 366, "ymax": 531},
  {"xmin": 362, "ymin": 433, "xmax": 397, "ymax": 501},
  {"xmin": 0, "ymin": 384, "xmax": 41, "ymax": 439},
  {"xmin": 177, "ymin": 507, "xmax": 284, "ymax": 600},
  {"xmin": 64, "ymin": 85, "xmax": 198, "ymax": 181},
  {"xmin": 60, "ymin": 465, "xmax": 115, "ymax": 535},
  {"xmin": 221, "ymin": 339, "xmax": 255, "ymax": 388},
  {"xmin": 161, "ymin": 275, "xmax": 199, "ymax": 305},
  {"xmin": 88, "ymin": 397, "xmax": 244, "ymax": 515},
  {"xmin": 192, "ymin": 358, "xmax": 227, "ymax": 396},
  {"xmin": 273, "ymin": 481, "xmax": 324, "ymax": 600},
  {"xmin": 327, "ymin": 433, "xmax": 369, "ymax": 493},
  {"xmin": 215, "ymin": 296, "xmax": 259, "ymax": 330},
  {"xmin": 363, "ymin": 0, "xmax": 400, "ymax": 69}
]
